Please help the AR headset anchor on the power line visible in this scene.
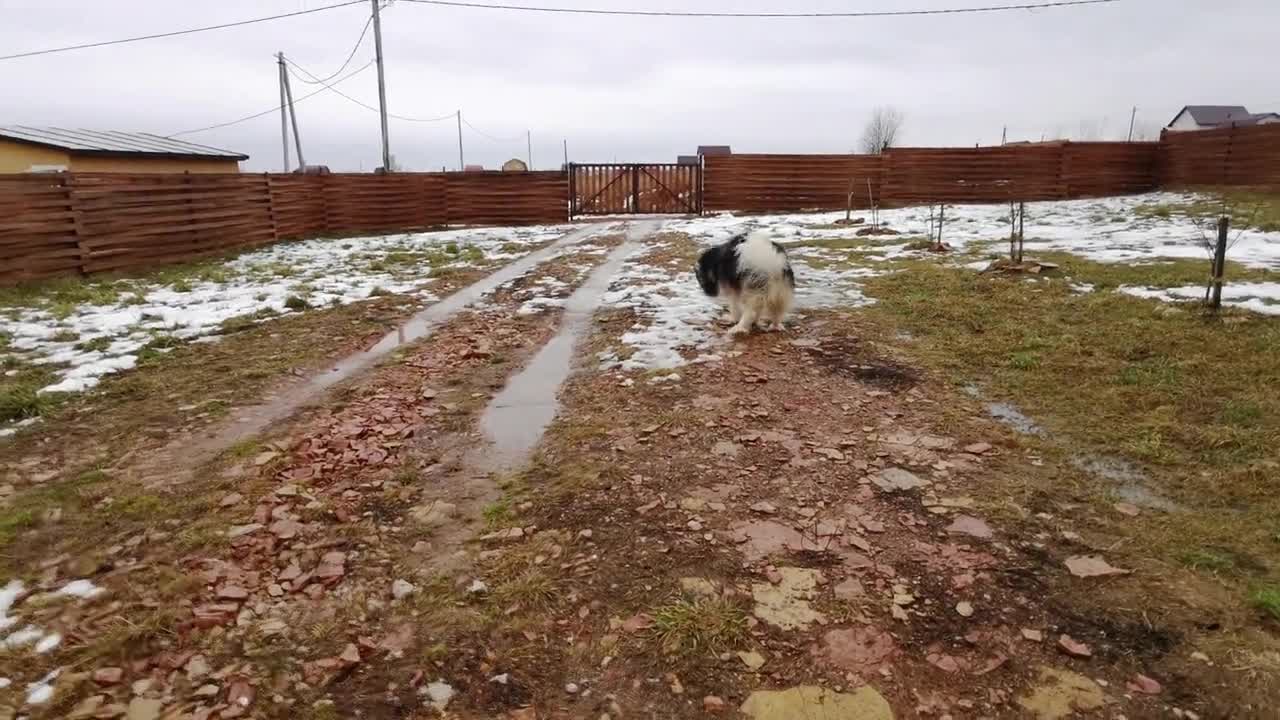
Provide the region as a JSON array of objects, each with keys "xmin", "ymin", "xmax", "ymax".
[
  {"xmin": 285, "ymin": 58, "xmax": 457, "ymax": 122},
  {"xmin": 461, "ymin": 115, "xmax": 525, "ymax": 143},
  {"xmin": 401, "ymin": 0, "xmax": 1120, "ymax": 19},
  {"xmin": 292, "ymin": 15, "xmax": 375, "ymax": 85},
  {"xmin": 0, "ymin": 0, "xmax": 366, "ymax": 62},
  {"xmin": 170, "ymin": 60, "xmax": 375, "ymax": 137}
]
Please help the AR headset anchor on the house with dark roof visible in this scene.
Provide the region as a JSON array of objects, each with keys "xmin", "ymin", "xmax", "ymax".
[
  {"xmin": 0, "ymin": 126, "xmax": 247, "ymax": 173},
  {"xmin": 1166, "ymin": 106, "xmax": 1280, "ymax": 132}
]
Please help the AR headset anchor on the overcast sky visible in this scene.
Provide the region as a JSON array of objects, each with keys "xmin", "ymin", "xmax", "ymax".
[{"xmin": 2, "ymin": 0, "xmax": 1277, "ymax": 172}]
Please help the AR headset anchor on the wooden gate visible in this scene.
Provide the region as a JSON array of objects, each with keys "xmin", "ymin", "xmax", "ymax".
[{"xmin": 569, "ymin": 163, "xmax": 702, "ymax": 216}]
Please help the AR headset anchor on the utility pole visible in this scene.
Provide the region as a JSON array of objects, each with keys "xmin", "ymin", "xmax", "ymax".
[
  {"xmin": 562, "ymin": 139, "xmax": 568, "ymax": 168},
  {"xmin": 527, "ymin": 130, "xmax": 532, "ymax": 170},
  {"xmin": 456, "ymin": 110, "xmax": 464, "ymax": 171},
  {"xmin": 1001, "ymin": 125, "xmax": 1007, "ymax": 145},
  {"xmin": 1127, "ymin": 106, "xmax": 1137, "ymax": 142},
  {"xmin": 277, "ymin": 54, "xmax": 290, "ymax": 172},
  {"xmin": 279, "ymin": 53, "xmax": 305, "ymax": 169},
  {"xmin": 370, "ymin": 0, "xmax": 391, "ymax": 172}
]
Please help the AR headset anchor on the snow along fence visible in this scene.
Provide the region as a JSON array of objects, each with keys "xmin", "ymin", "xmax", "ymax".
[{"xmin": 0, "ymin": 170, "xmax": 569, "ymax": 285}]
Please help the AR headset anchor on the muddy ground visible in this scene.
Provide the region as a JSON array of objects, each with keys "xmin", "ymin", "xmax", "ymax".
[{"xmin": 0, "ymin": 221, "xmax": 1275, "ymax": 720}]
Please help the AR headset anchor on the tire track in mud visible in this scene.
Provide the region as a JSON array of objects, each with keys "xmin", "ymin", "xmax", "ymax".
[{"xmin": 0, "ymin": 226, "xmax": 643, "ymax": 719}]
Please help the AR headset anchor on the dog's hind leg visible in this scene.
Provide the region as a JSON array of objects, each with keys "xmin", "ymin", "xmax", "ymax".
[{"xmin": 763, "ymin": 282, "xmax": 794, "ymax": 331}]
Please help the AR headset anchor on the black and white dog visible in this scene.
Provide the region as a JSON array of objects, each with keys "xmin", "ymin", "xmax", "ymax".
[{"xmin": 695, "ymin": 231, "xmax": 796, "ymax": 335}]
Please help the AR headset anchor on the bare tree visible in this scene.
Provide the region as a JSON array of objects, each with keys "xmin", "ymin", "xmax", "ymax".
[{"xmin": 860, "ymin": 106, "xmax": 905, "ymax": 154}]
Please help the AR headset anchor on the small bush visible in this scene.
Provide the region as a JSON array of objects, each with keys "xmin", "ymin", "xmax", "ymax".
[{"xmin": 284, "ymin": 295, "xmax": 310, "ymax": 311}]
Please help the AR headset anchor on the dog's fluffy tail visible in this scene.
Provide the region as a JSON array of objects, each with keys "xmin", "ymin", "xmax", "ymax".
[{"xmin": 737, "ymin": 231, "xmax": 791, "ymax": 283}]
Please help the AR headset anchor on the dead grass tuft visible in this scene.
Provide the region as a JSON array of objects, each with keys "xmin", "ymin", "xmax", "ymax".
[{"xmin": 648, "ymin": 595, "xmax": 747, "ymax": 658}]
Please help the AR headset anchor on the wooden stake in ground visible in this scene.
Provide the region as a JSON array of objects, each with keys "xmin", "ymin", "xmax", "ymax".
[
  {"xmin": 866, "ymin": 178, "xmax": 878, "ymax": 230},
  {"xmin": 1009, "ymin": 201, "xmax": 1026, "ymax": 263},
  {"xmin": 1210, "ymin": 215, "xmax": 1229, "ymax": 310}
]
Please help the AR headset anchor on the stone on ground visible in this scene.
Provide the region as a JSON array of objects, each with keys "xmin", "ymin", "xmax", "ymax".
[
  {"xmin": 1016, "ymin": 666, "xmax": 1107, "ymax": 719},
  {"xmin": 740, "ymin": 686, "xmax": 893, "ymax": 720},
  {"xmin": 872, "ymin": 468, "xmax": 929, "ymax": 492},
  {"xmin": 751, "ymin": 567, "xmax": 826, "ymax": 631}
]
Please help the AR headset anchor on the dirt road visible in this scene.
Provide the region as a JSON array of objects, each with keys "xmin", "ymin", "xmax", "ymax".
[{"xmin": 0, "ymin": 221, "xmax": 1262, "ymax": 719}]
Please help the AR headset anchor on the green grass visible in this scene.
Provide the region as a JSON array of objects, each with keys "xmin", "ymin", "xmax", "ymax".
[
  {"xmin": 50, "ymin": 329, "xmax": 79, "ymax": 343},
  {"xmin": 1028, "ymin": 250, "xmax": 1275, "ymax": 290},
  {"xmin": 0, "ymin": 276, "xmax": 123, "ymax": 310},
  {"xmin": 649, "ymin": 596, "xmax": 747, "ymax": 657},
  {"xmin": 865, "ymin": 260, "xmax": 1280, "ymax": 481},
  {"xmin": 861, "ymin": 258, "xmax": 1280, "ymax": 616},
  {"xmin": 75, "ymin": 336, "xmax": 113, "ymax": 353},
  {"xmin": 1252, "ymin": 587, "xmax": 1280, "ymax": 621},
  {"xmin": 0, "ymin": 368, "xmax": 63, "ymax": 423},
  {"xmin": 1136, "ymin": 190, "xmax": 1280, "ymax": 233},
  {"xmin": 284, "ymin": 295, "xmax": 311, "ymax": 311},
  {"xmin": 482, "ymin": 498, "xmax": 514, "ymax": 529},
  {"xmin": 1180, "ymin": 548, "xmax": 1237, "ymax": 574}
]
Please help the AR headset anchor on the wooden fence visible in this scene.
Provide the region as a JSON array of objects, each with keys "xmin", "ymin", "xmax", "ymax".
[
  {"xmin": 702, "ymin": 154, "xmax": 883, "ymax": 212},
  {"xmin": 705, "ymin": 141, "xmax": 1164, "ymax": 211},
  {"xmin": 1159, "ymin": 123, "xmax": 1280, "ymax": 189},
  {"xmin": 4, "ymin": 124, "xmax": 1280, "ymax": 284},
  {"xmin": 0, "ymin": 171, "xmax": 568, "ymax": 283}
]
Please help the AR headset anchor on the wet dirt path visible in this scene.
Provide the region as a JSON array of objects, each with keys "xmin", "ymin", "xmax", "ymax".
[
  {"xmin": 121, "ymin": 223, "xmax": 615, "ymax": 487},
  {"xmin": 479, "ymin": 220, "xmax": 660, "ymax": 470}
]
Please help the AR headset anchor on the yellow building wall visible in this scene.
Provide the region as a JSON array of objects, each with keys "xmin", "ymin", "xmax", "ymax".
[
  {"xmin": 0, "ymin": 139, "xmax": 70, "ymax": 173},
  {"xmin": 71, "ymin": 156, "xmax": 242, "ymax": 174},
  {"xmin": 0, "ymin": 139, "xmax": 241, "ymax": 174}
]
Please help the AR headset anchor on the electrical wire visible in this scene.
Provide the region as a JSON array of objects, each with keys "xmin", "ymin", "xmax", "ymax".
[
  {"xmin": 291, "ymin": 15, "xmax": 375, "ymax": 84},
  {"xmin": 169, "ymin": 60, "xmax": 375, "ymax": 137},
  {"xmin": 460, "ymin": 115, "xmax": 525, "ymax": 143},
  {"xmin": 0, "ymin": 0, "xmax": 366, "ymax": 62},
  {"xmin": 401, "ymin": 0, "xmax": 1120, "ymax": 19},
  {"xmin": 285, "ymin": 58, "xmax": 457, "ymax": 122}
]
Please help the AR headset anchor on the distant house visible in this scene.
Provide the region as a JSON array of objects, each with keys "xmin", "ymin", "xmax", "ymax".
[
  {"xmin": 696, "ymin": 145, "xmax": 732, "ymax": 157},
  {"xmin": 0, "ymin": 126, "xmax": 246, "ymax": 173},
  {"xmin": 501, "ymin": 158, "xmax": 528, "ymax": 172},
  {"xmin": 464, "ymin": 164, "xmax": 485, "ymax": 172},
  {"xmin": 1166, "ymin": 106, "xmax": 1280, "ymax": 131},
  {"xmin": 676, "ymin": 155, "xmax": 700, "ymax": 165}
]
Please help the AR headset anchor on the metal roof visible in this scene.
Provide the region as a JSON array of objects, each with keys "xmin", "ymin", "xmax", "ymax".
[
  {"xmin": 1172, "ymin": 106, "xmax": 1251, "ymax": 127},
  {"xmin": 0, "ymin": 126, "xmax": 248, "ymax": 161}
]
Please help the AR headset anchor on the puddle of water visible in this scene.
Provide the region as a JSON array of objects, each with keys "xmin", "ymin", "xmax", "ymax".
[
  {"xmin": 317, "ymin": 224, "xmax": 607, "ymax": 389},
  {"xmin": 969, "ymin": 385, "xmax": 1181, "ymax": 512},
  {"xmin": 478, "ymin": 220, "xmax": 660, "ymax": 471},
  {"xmin": 141, "ymin": 225, "xmax": 608, "ymax": 478},
  {"xmin": 986, "ymin": 401, "xmax": 1044, "ymax": 436},
  {"xmin": 1071, "ymin": 455, "xmax": 1181, "ymax": 511}
]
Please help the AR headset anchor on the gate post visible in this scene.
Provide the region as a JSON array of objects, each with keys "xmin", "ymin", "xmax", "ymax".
[
  {"xmin": 568, "ymin": 163, "xmax": 576, "ymax": 219},
  {"xmin": 630, "ymin": 165, "xmax": 640, "ymax": 214}
]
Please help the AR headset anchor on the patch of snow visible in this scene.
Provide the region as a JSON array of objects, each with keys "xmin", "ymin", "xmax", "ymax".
[
  {"xmin": 666, "ymin": 192, "xmax": 1280, "ymax": 270},
  {"xmin": 1070, "ymin": 282, "xmax": 1097, "ymax": 294},
  {"xmin": 0, "ymin": 580, "xmax": 23, "ymax": 632},
  {"xmin": 34, "ymin": 632, "xmax": 61, "ymax": 653},
  {"xmin": 57, "ymin": 579, "xmax": 105, "ymax": 599},
  {"xmin": 599, "ymin": 259, "xmax": 721, "ymax": 371},
  {"xmin": 1120, "ymin": 282, "xmax": 1280, "ymax": 315},
  {"xmin": 0, "ymin": 223, "xmax": 583, "ymax": 413},
  {"xmin": 421, "ymin": 680, "xmax": 455, "ymax": 710},
  {"xmin": 0, "ymin": 677, "xmax": 9, "ymax": 688},
  {"xmin": 25, "ymin": 668, "xmax": 60, "ymax": 705}
]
